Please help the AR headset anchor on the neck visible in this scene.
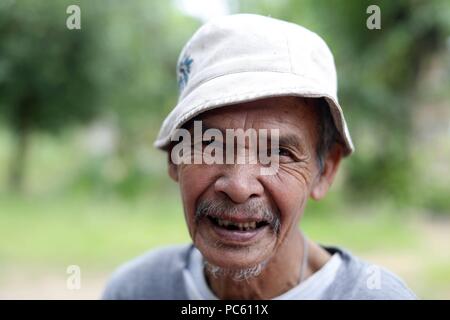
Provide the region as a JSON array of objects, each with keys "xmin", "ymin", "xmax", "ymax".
[{"xmin": 204, "ymin": 230, "xmax": 326, "ymax": 300}]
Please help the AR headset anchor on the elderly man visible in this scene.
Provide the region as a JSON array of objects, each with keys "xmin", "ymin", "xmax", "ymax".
[{"xmin": 103, "ymin": 14, "xmax": 415, "ymax": 300}]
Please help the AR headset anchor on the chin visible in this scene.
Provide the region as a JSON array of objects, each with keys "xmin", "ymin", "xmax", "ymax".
[{"xmin": 195, "ymin": 232, "xmax": 277, "ymax": 272}]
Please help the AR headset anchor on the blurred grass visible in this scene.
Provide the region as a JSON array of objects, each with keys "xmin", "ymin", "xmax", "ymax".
[{"xmin": 0, "ymin": 193, "xmax": 186, "ymax": 267}]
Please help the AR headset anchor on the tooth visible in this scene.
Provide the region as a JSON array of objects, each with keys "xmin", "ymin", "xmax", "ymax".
[
  {"xmin": 250, "ymin": 222, "xmax": 256, "ymax": 229},
  {"xmin": 223, "ymin": 220, "xmax": 229, "ymax": 226}
]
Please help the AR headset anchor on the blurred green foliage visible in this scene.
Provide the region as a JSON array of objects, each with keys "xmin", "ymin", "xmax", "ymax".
[
  {"xmin": 0, "ymin": 0, "xmax": 199, "ymax": 190},
  {"xmin": 0, "ymin": 0, "xmax": 104, "ymax": 189}
]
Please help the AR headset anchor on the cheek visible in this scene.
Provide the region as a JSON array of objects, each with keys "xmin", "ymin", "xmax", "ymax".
[
  {"xmin": 262, "ymin": 166, "xmax": 314, "ymax": 227},
  {"xmin": 178, "ymin": 165, "xmax": 219, "ymax": 233}
]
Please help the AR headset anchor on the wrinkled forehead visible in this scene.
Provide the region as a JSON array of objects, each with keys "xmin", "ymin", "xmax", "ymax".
[{"xmin": 185, "ymin": 96, "xmax": 319, "ymax": 133}]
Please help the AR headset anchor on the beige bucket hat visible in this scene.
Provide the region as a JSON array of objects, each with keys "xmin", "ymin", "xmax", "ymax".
[{"xmin": 154, "ymin": 14, "xmax": 354, "ymax": 156}]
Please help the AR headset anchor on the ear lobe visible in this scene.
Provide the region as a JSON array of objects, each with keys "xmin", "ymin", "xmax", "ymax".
[
  {"xmin": 311, "ymin": 180, "xmax": 326, "ymax": 200},
  {"xmin": 310, "ymin": 144, "xmax": 344, "ymax": 200}
]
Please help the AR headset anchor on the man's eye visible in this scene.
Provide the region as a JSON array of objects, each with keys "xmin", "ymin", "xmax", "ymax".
[
  {"xmin": 273, "ymin": 148, "xmax": 292, "ymax": 157},
  {"xmin": 276, "ymin": 148, "xmax": 293, "ymax": 157}
]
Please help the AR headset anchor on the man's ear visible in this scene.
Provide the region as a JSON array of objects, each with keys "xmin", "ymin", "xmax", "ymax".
[
  {"xmin": 310, "ymin": 143, "xmax": 344, "ymax": 200},
  {"xmin": 167, "ymin": 147, "xmax": 179, "ymax": 182}
]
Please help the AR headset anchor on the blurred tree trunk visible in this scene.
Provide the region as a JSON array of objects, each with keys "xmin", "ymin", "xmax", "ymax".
[{"xmin": 9, "ymin": 96, "xmax": 33, "ymax": 192}]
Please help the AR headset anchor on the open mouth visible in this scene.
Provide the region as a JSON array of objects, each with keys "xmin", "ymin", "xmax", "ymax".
[{"xmin": 207, "ymin": 216, "xmax": 269, "ymax": 232}]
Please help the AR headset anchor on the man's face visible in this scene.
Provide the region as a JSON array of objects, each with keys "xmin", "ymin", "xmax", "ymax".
[{"xmin": 170, "ymin": 97, "xmax": 324, "ymax": 270}]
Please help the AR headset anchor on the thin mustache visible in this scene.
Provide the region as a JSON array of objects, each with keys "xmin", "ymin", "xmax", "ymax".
[{"xmin": 195, "ymin": 199, "xmax": 281, "ymax": 233}]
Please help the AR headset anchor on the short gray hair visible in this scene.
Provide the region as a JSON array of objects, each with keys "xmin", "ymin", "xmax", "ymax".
[{"xmin": 314, "ymin": 98, "xmax": 342, "ymax": 174}]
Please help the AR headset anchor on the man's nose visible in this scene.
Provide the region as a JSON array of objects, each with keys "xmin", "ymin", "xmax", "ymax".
[{"xmin": 214, "ymin": 165, "xmax": 264, "ymax": 204}]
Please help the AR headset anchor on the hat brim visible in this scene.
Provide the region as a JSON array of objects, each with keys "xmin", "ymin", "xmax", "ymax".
[{"xmin": 154, "ymin": 71, "xmax": 354, "ymax": 156}]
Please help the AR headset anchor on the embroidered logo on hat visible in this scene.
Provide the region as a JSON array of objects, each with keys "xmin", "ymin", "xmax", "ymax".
[{"xmin": 178, "ymin": 54, "xmax": 194, "ymax": 92}]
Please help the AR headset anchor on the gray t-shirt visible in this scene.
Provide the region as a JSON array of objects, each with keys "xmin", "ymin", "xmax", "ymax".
[
  {"xmin": 102, "ymin": 244, "xmax": 417, "ymax": 300},
  {"xmin": 183, "ymin": 245, "xmax": 343, "ymax": 299}
]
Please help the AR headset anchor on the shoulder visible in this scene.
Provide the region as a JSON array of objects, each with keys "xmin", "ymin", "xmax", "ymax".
[
  {"xmin": 324, "ymin": 247, "xmax": 417, "ymax": 300},
  {"xmin": 102, "ymin": 244, "xmax": 192, "ymax": 300}
]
